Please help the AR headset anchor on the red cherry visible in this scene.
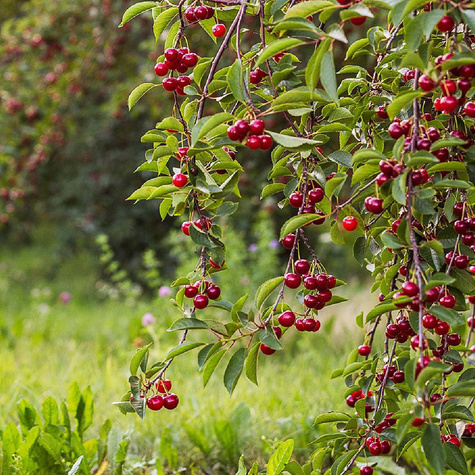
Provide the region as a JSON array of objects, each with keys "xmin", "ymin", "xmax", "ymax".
[
  {"xmin": 164, "ymin": 48, "xmax": 178, "ymax": 61},
  {"xmin": 393, "ymin": 371, "xmax": 405, "ymax": 383},
  {"xmin": 172, "ymin": 173, "xmax": 188, "ymax": 188},
  {"xmin": 194, "ymin": 6, "xmax": 208, "ymax": 20},
  {"xmin": 249, "ymin": 119, "xmax": 265, "ymax": 135},
  {"xmin": 227, "ymin": 125, "xmax": 241, "ymax": 141},
  {"xmin": 193, "ymin": 294, "xmax": 209, "ymax": 309},
  {"xmin": 303, "ymin": 318, "xmax": 317, "ymax": 331},
  {"xmin": 381, "ymin": 440, "xmax": 391, "ymax": 454},
  {"xmin": 388, "ymin": 123, "xmax": 404, "ymax": 139},
  {"xmin": 368, "ymin": 442, "xmax": 382, "ymax": 456},
  {"xmin": 308, "ymin": 188, "xmax": 324, "ymax": 204},
  {"xmin": 247, "ymin": 136, "xmax": 261, "ymax": 150},
  {"xmin": 447, "ymin": 333, "xmax": 461, "ymax": 346},
  {"xmin": 441, "ymin": 80, "xmax": 456, "ymax": 96},
  {"xmin": 162, "ymin": 77, "xmax": 178, "ymax": 91},
  {"xmin": 177, "ymin": 76, "xmax": 191, "ymax": 88},
  {"xmin": 427, "ymin": 127, "xmax": 440, "ymax": 142},
  {"xmin": 303, "ymin": 276, "xmax": 318, "ymax": 290},
  {"xmin": 289, "ymin": 192, "xmax": 304, "ymax": 208},
  {"xmin": 439, "ymin": 96, "xmax": 458, "ymax": 113},
  {"xmin": 147, "ymin": 395, "xmax": 164, "ymax": 410},
  {"xmin": 342, "ymin": 216, "xmax": 358, "ymax": 231},
  {"xmin": 295, "ymin": 259, "xmax": 310, "ymax": 275},
  {"xmin": 437, "ymin": 15, "xmax": 455, "ymax": 32},
  {"xmin": 422, "ymin": 314, "xmax": 437, "ymax": 329},
  {"xmin": 364, "ymin": 197, "xmax": 383, "ymax": 214},
  {"xmin": 376, "ymin": 106, "xmax": 388, "ymax": 119},
  {"xmin": 435, "ymin": 320, "xmax": 450, "ymax": 335},
  {"xmin": 163, "ymin": 393, "xmax": 179, "ymax": 409},
  {"xmin": 418, "ymin": 75, "xmax": 436, "ymax": 92},
  {"xmin": 360, "ymin": 466, "xmax": 373, "ymax": 475},
  {"xmin": 182, "ymin": 53, "xmax": 198, "ymax": 68},
  {"xmin": 260, "ymin": 343, "xmax": 275, "ymax": 355},
  {"xmin": 212, "ymin": 24, "xmax": 226, "ymax": 37},
  {"xmin": 282, "ymin": 233, "xmax": 296, "ymax": 249},
  {"xmin": 284, "ymin": 273, "xmax": 301, "ymax": 289},
  {"xmin": 184, "ymin": 285, "xmax": 198, "ymax": 298},
  {"xmin": 259, "ymin": 135, "xmax": 273, "ymax": 150},
  {"xmin": 447, "ymin": 435, "xmax": 461, "ymax": 447},
  {"xmin": 304, "ymin": 294, "xmax": 322, "ymax": 309},
  {"xmin": 440, "ymin": 294, "xmax": 456, "ymax": 309},
  {"xmin": 295, "ymin": 318, "xmax": 305, "ymax": 331},
  {"xmin": 207, "ymin": 285, "xmax": 221, "ymax": 300},
  {"xmin": 278, "ymin": 311, "xmax": 296, "ymax": 327},
  {"xmin": 412, "ymin": 417, "xmax": 425, "ymax": 427},
  {"xmin": 350, "ymin": 16, "xmax": 366, "ymax": 25},
  {"xmin": 454, "ymin": 254, "xmax": 469, "ymax": 269},
  {"xmin": 185, "ymin": 7, "xmax": 196, "ymax": 22},
  {"xmin": 464, "ymin": 102, "xmax": 475, "ymax": 118},
  {"xmin": 181, "ymin": 221, "xmax": 191, "ymax": 236},
  {"xmin": 154, "ymin": 62, "xmax": 169, "ymax": 76},
  {"xmin": 157, "ymin": 379, "xmax": 172, "ymax": 393},
  {"xmin": 402, "ymin": 281, "xmax": 419, "ymax": 297},
  {"xmin": 458, "ymin": 79, "xmax": 472, "ymax": 94},
  {"xmin": 235, "ymin": 119, "xmax": 249, "ymax": 136},
  {"xmin": 250, "ymin": 71, "xmax": 262, "ymax": 84},
  {"xmin": 358, "ymin": 345, "xmax": 371, "ymax": 356},
  {"xmin": 403, "ymin": 69, "xmax": 415, "ymax": 82}
]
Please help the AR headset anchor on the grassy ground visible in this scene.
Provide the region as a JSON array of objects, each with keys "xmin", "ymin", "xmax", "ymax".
[{"xmin": 0, "ymin": 229, "xmax": 377, "ymax": 473}]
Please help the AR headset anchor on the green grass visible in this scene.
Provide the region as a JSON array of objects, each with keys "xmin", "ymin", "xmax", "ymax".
[{"xmin": 0, "ymin": 231, "xmax": 377, "ymax": 473}]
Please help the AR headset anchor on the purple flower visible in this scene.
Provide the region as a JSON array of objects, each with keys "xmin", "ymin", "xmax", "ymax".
[
  {"xmin": 59, "ymin": 292, "xmax": 71, "ymax": 304},
  {"xmin": 249, "ymin": 243, "xmax": 258, "ymax": 252},
  {"xmin": 158, "ymin": 286, "xmax": 172, "ymax": 297},
  {"xmin": 269, "ymin": 239, "xmax": 279, "ymax": 249},
  {"xmin": 142, "ymin": 313, "xmax": 156, "ymax": 326}
]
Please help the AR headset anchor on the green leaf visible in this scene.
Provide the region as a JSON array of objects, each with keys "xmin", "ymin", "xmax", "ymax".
[
  {"xmin": 156, "ymin": 116, "xmax": 183, "ymax": 132},
  {"xmin": 328, "ymin": 150, "xmax": 352, "ymax": 168},
  {"xmin": 392, "ymin": 172, "xmax": 407, "ymax": 205},
  {"xmin": 421, "ymin": 424, "xmax": 445, "ymax": 475},
  {"xmin": 227, "ymin": 60, "xmax": 246, "ymax": 102},
  {"xmin": 267, "ymin": 439, "xmax": 294, "ymax": 475},
  {"xmin": 267, "ymin": 131, "xmax": 322, "ymax": 150},
  {"xmin": 153, "ymin": 7, "xmax": 178, "ymax": 40},
  {"xmin": 129, "ymin": 343, "xmax": 153, "ymax": 376},
  {"xmin": 189, "ymin": 224, "xmax": 218, "ymax": 249},
  {"xmin": 461, "ymin": 10, "xmax": 475, "ymax": 34},
  {"xmin": 397, "ymin": 432, "xmax": 422, "ymax": 460},
  {"xmin": 345, "ymin": 38, "xmax": 369, "ymax": 60},
  {"xmin": 255, "ymin": 276, "xmax": 284, "ymax": 309},
  {"xmin": 279, "ymin": 214, "xmax": 321, "ymax": 239},
  {"xmin": 447, "ymin": 380, "xmax": 475, "ymax": 397},
  {"xmin": 365, "ymin": 302, "xmax": 401, "ymax": 323},
  {"xmin": 120, "ymin": 1, "xmax": 156, "ymax": 26},
  {"xmin": 128, "ymin": 83, "xmax": 159, "ymax": 110},
  {"xmin": 320, "ymin": 50, "xmax": 338, "ymax": 103},
  {"xmin": 168, "ymin": 318, "xmax": 209, "ymax": 331},
  {"xmin": 387, "ymin": 91, "xmax": 425, "ymax": 120},
  {"xmin": 259, "ymin": 326, "xmax": 283, "ymax": 350},
  {"xmin": 444, "ymin": 441, "xmax": 469, "ymax": 475},
  {"xmin": 261, "ymin": 183, "xmax": 286, "ymax": 199},
  {"xmin": 245, "ymin": 343, "xmax": 260, "ymax": 385},
  {"xmin": 314, "ymin": 412, "xmax": 351, "ymax": 424},
  {"xmin": 306, "ymin": 38, "xmax": 331, "ymax": 91},
  {"xmin": 166, "ymin": 342, "xmax": 204, "ymax": 360},
  {"xmin": 256, "ymin": 38, "xmax": 304, "ymax": 67},
  {"xmin": 223, "ymin": 347, "xmax": 245, "ymax": 394},
  {"xmin": 284, "ymin": 0, "xmax": 335, "ymax": 18},
  {"xmin": 203, "ymin": 349, "xmax": 226, "ymax": 386},
  {"xmin": 450, "ymin": 268, "xmax": 475, "ymax": 295},
  {"xmin": 191, "ymin": 112, "xmax": 234, "ymax": 147}
]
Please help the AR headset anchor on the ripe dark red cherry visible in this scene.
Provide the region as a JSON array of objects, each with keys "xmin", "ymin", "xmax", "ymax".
[
  {"xmin": 194, "ymin": 5, "xmax": 208, "ymax": 20},
  {"xmin": 227, "ymin": 125, "xmax": 241, "ymax": 141},
  {"xmin": 454, "ymin": 255, "xmax": 469, "ymax": 269},
  {"xmin": 289, "ymin": 192, "xmax": 304, "ymax": 208},
  {"xmin": 303, "ymin": 276, "xmax": 318, "ymax": 290},
  {"xmin": 185, "ymin": 7, "xmax": 196, "ymax": 22},
  {"xmin": 441, "ymin": 80, "xmax": 456, "ymax": 96},
  {"xmin": 284, "ymin": 273, "xmax": 301, "ymax": 289},
  {"xmin": 440, "ymin": 95, "xmax": 458, "ymax": 113},
  {"xmin": 308, "ymin": 188, "xmax": 324, "ymax": 204},
  {"xmin": 295, "ymin": 259, "xmax": 310, "ymax": 275},
  {"xmin": 303, "ymin": 318, "xmax": 317, "ymax": 331},
  {"xmin": 249, "ymin": 119, "xmax": 265, "ymax": 135},
  {"xmin": 278, "ymin": 311, "xmax": 296, "ymax": 327},
  {"xmin": 157, "ymin": 379, "xmax": 172, "ymax": 393},
  {"xmin": 260, "ymin": 343, "xmax": 275, "ymax": 355},
  {"xmin": 388, "ymin": 123, "xmax": 404, "ymax": 139},
  {"xmin": 247, "ymin": 136, "xmax": 261, "ymax": 150},
  {"xmin": 184, "ymin": 285, "xmax": 198, "ymax": 298},
  {"xmin": 162, "ymin": 77, "xmax": 178, "ymax": 91},
  {"xmin": 295, "ymin": 318, "xmax": 305, "ymax": 331},
  {"xmin": 458, "ymin": 79, "xmax": 472, "ymax": 94},
  {"xmin": 402, "ymin": 281, "xmax": 418, "ymax": 297},
  {"xmin": 207, "ymin": 285, "xmax": 221, "ymax": 300},
  {"xmin": 440, "ymin": 294, "xmax": 456, "ymax": 309},
  {"xmin": 381, "ymin": 440, "xmax": 391, "ymax": 454},
  {"xmin": 193, "ymin": 294, "xmax": 209, "ymax": 309},
  {"xmin": 435, "ymin": 320, "xmax": 450, "ymax": 335},
  {"xmin": 447, "ymin": 333, "xmax": 461, "ymax": 346},
  {"xmin": 418, "ymin": 75, "xmax": 436, "ymax": 92},
  {"xmin": 177, "ymin": 76, "xmax": 191, "ymax": 88},
  {"xmin": 437, "ymin": 15, "xmax": 455, "ymax": 32},
  {"xmin": 172, "ymin": 173, "xmax": 188, "ymax": 188},
  {"xmin": 182, "ymin": 53, "xmax": 198, "ymax": 67},
  {"xmin": 163, "ymin": 393, "xmax": 179, "ymax": 409},
  {"xmin": 360, "ymin": 466, "xmax": 373, "ymax": 475},
  {"xmin": 282, "ymin": 233, "xmax": 296, "ymax": 249},
  {"xmin": 183, "ymin": 219, "xmax": 196, "ymax": 235},
  {"xmin": 376, "ymin": 106, "xmax": 388, "ymax": 119},
  {"xmin": 393, "ymin": 371, "xmax": 405, "ymax": 383},
  {"xmin": 154, "ymin": 62, "xmax": 169, "ymax": 76},
  {"xmin": 303, "ymin": 294, "xmax": 320, "ymax": 309},
  {"xmin": 235, "ymin": 119, "xmax": 249, "ymax": 136},
  {"xmin": 147, "ymin": 395, "xmax": 164, "ymax": 410},
  {"xmin": 212, "ymin": 24, "xmax": 226, "ymax": 37},
  {"xmin": 342, "ymin": 216, "xmax": 358, "ymax": 231},
  {"xmin": 259, "ymin": 135, "xmax": 273, "ymax": 150},
  {"xmin": 364, "ymin": 197, "xmax": 383, "ymax": 214},
  {"xmin": 422, "ymin": 314, "xmax": 437, "ymax": 329},
  {"xmin": 454, "ymin": 220, "xmax": 467, "ymax": 234},
  {"xmin": 350, "ymin": 16, "xmax": 366, "ymax": 25},
  {"xmin": 368, "ymin": 442, "xmax": 382, "ymax": 456},
  {"xmin": 358, "ymin": 345, "xmax": 371, "ymax": 356},
  {"xmin": 164, "ymin": 48, "xmax": 178, "ymax": 61},
  {"xmin": 465, "ymin": 102, "xmax": 475, "ymax": 118}
]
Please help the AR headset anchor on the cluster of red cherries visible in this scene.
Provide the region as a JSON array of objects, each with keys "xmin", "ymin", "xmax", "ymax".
[
  {"xmin": 184, "ymin": 279, "xmax": 221, "ymax": 310},
  {"xmin": 181, "ymin": 216, "xmax": 212, "ymax": 236},
  {"xmin": 226, "ymin": 119, "xmax": 273, "ymax": 150},
  {"xmin": 288, "ymin": 184, "xmax": 326, "ymax": 225},
  {"xmin": 154, "ymin": 47, "xmax": 198, "ymax": 94},
  {"xmin": 184, "ymin": 5, "xmax": 226, "ymax": 37},
  {"xmin": 146, "ymin": 379, "xmax": 179, "ymax": 411}
]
